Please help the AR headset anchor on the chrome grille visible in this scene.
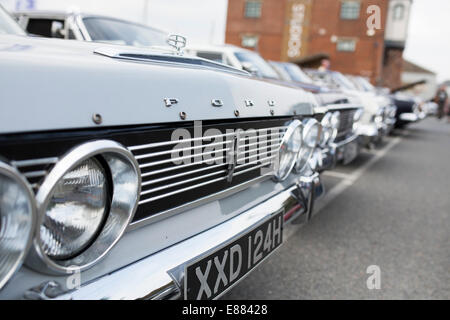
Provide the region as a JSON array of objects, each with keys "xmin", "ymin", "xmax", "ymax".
[
  {"xmin": 337, "ymin": 109, "xmax": 356, "ymax": 138},
  {"xmin": 129, "ymin": 126, "xmax": 286, "ymax": 207}
]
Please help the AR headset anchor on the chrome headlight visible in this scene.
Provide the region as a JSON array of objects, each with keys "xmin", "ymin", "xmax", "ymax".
[
  {"xmin": 27, "ymin": 140, "xmax": 141, "ymax": 274},
  {"xmin": 330, "ymin": 111, "xmax": 340, "ymax": 141},
  {"xmin": 273, "ymin": 120, "xmax": 303, "ymax": 181},
  {"xmin": 295, "ymin": 119, "xmax": 321, "ymax": 173},
  {"xmin": 353, "ymin": 108, "xmax": 364, "ymax": 122},
  {"xmin": 0, "ymin": 162, "xmax": 36, "ymax": 289},
  {"xmin": 319, "ymin": 112, "xmax": 333, "ymax": 147},
  {"xmin": 40, "ymin": 158, "xmax": 108, "ymax": 260}
]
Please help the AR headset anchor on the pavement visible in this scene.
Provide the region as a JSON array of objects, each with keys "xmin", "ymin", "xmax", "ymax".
[{"xmin": 222, "ymin": 117, "xmax": 450, "ymax": 300}]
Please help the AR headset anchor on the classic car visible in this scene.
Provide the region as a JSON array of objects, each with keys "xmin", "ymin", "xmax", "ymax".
[
  {"xmin": 0, "ymin": 5, "xmax": 324, "ymax": 300},
  {"xmin": 13, "ymin": 10, "xmax": 168, "ymax": 47},
  {"xmin": 345, "ymin": 75, "xmax": 398, "ymax": 134},
  {"xmin": 268, "ymin": 62, "xmax": 363, "ymax": 167},
  {"xmin": 390, "ymin": 93, "xmax": 424, "ymax": 127},
  {"xmin": 187, "ymin": 45, "xmax": 362, "ymax": 169},
  {"xmin": 306, "ymin": 69, "xmax": 395, "ymax": 148}
]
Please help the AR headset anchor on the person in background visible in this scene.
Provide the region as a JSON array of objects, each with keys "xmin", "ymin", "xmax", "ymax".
[
  {"xmin": 434, "ymin": 84, "xmax": 448, "ymax": 120},
  {"xmin": 318, "ymin": 59, "xmax": 330, "ymax": 72}
]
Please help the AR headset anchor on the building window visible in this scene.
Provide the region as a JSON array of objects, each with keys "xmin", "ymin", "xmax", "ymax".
[
  {"xmin": 241, "ymin": 35, "xmax": 259, "ymax": 48},
  {"xmin": 340, "ymin": 1, "xmax": 360, "ymax": 20},
  {"xmin": 337, "ymin": 39, "xmax": 356, "ymax": 52},
  {"xmin": 393, "ymin": 3, "xmax": 405, "ymax": 20},
  {"xmin": 244, "ymin": 1, "xmax": 262, "ymax": 18}
]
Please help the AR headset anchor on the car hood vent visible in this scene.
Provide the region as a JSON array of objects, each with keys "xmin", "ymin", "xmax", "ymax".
[{"xmin": 94, "ymin": 47, "xmax": 249, "ymax": 75}]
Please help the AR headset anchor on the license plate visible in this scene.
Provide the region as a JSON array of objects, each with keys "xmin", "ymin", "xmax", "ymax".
[
  {"xmin": 184, "ymin": 211, "xmax": 284, "ymax": 300},
  {"xmin": 343, "ymin": 140, "xmax": 358, "ymax": 165}
]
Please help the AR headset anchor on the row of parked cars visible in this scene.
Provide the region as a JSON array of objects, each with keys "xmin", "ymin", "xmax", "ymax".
[{"xmin": 0, "ymin": 7, "xmax": 431, "ymax": 300}]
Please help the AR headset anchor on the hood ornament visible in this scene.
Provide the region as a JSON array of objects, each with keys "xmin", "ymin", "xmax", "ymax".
[{"xmin": 167, "ymin": 34, "xmax": 187, "ymax": 55}]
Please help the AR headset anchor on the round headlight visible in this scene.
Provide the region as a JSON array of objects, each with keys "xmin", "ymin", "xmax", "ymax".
[
  {"xmin": 0, "ymin": 162, "xmax": 36, "ymax": 289},
  {"xmin": 295, "ymin": 119, "xmax": 321, "ymax": 173},
  {"xmin": 274, "ymin": 120, "xmax": 303, "ymax": 181},
  {"xmin": 40, "ymin": 158, "xmax": 108, "ymax": 260},
  {"xmin": 27, "ymin": 140, "xmax": 140, "ymax": 274}
]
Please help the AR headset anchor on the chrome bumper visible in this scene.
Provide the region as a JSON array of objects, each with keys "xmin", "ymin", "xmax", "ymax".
[
  {"xmin": 356, "ymin": 123, "xmax": 382, "ymax": 147},
  {"xmin": 385, "ymin": 118, "xmax": 396, "ymax": 134},
  {"xmin": 30, "ymin": 173, "xmax": 322, "ymax": 300},
  {"xmin": 329, "ymin": 133, "xmax": 360, "ymax": 165},
  {"xmin": 312, "ymin": 133, "xmax": 360, "ymax": 171},
  {"xmin": 399, "ymin": 113, "xmax": 420, "ymax": 123}
]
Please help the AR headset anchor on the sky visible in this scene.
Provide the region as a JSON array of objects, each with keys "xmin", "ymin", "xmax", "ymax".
[{"xmin": 1, "ymin": 0, "xmax": 449, "ymax": 82}]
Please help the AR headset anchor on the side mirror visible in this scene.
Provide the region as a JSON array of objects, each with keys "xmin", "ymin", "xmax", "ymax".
[{"xmin": 241, "ymin": 62, "xmax": 259, "ymax": 76}]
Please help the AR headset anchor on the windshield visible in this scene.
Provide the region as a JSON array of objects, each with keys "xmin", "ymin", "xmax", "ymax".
[
  {"xmin": 234, "ymin": 51, "xmax": 279, "ymax": 79},
  {"xmin": 0, "ymin": 6, "xmax": 26, "ymax": 36},
  {"xmin": 83, "ymin": 17, "xmax": 167, "ymax": 47},
  {"xmin": 283, "ymin": 63, "xmax": 314, "ymax": 84},
  {"xmin": 332, "ymin": 72, "xmax": 358, "ymax": 90},
  {"xmin": 357, "ymin": 76, "xmax": 376, "ymax": 92}
]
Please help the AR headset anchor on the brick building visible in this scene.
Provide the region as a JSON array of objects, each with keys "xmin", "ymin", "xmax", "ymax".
[{"xmin": 225, "ymin": 0, "xmax": 412, "ymax": 88}]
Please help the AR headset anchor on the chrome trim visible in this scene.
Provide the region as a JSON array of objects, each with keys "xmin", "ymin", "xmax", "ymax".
[
  {"xmin": 93, "ymin": 47, "xmax": 249, "ymax": 76},
  {"xmin": 128, "ymin": 126, "xmax": 288, "ymax": 151},
  {"xmin": 329, "ymin": 133, "xmax": 359, "ymax": 149},
  {"xmin": 319, "ymin": 112, "xmax": 332, "ymax": 147},
  {"xmin": 273, "ymin": 119, "xmax": 303, "ymax": 181},
  {"xmin": 11, "ymin": 157, "xmax": 59, "ymax": 168},
  {"xmin": 164, "ymin": 98, "xmax": 179, "ymax": 107},
  {"xmin": 141, "ymin": 162, "xmax": 226, "ymax": 186},
  {"xmin": 141, "ymin": 169, "xmax": 228, "ymax": 196},
  {"xmin": 22, "ymin": 170, "xmax": 48, "ymax": 178},
  {"xmin": 294, "ymin": 118, "xmax": 321, "ymax": 174},
  {"xmin": 130, "ymin": 125, "xmax": 287, "ymax": 228},
  {"xmin": 211, "ymin": 99, "xmax": 224, "ymax": 107},
  {"xmin": 26, "ymin": 140, "xmax": 141, "ymax": 275},
  {"xmin": 74, "ymin": 14, "xmax": 92, "ymax": 41},
  {"xmin": 0, "ymin": 161, "xmax": 37, "ymax": 290},
  {"xmin": 129, "ymin": 175, "xmax": 270, "ymax": 230},
  {"xmin": 35, "ymin": 176, "xmax": 318, "ymax": 300},
  {"xmin": 244, "ymin": 100, "xmax": 254, "ymax": 107},
  {"xmin": 135, "ymin": 140, "xmax": 233, "ymax": 160},
  {"xmin": 330, "ymin": 111, "xmax": 341, "ymax": 141},
  {"xmin": 399, "ymin": 113, "xmax": 419, "ymax": 123},
  {"xmin": 167, "ymin": 34, "xmax": 187, "ymax": 54}
]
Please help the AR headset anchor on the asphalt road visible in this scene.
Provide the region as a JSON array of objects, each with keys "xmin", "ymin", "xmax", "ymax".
[{"xmin": 223, "ymin": 117, "xmax": 450, "ymax": 300}]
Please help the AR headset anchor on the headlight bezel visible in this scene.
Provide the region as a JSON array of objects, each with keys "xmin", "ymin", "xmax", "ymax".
[
  {"xmin": 26, "ymin": 140, "xmax": 141, "ymax": 275},
  {"xmin": 294, "ymin": 118, "xmax": 322, "ymax": 174},
  {"xmin": 319, "ymin": 112, "xmax": 333, "ymax": 147},
  {"xmin": 0, "ymin": 161, "xmax": 36, "ymax": 289},
  {"xmin": 330, "ymin": 111, "xmax": 341, "ymax": 142},
  {"xmin": 273, "ymin": 119, "xmax": 303, "ymax": 182}
]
